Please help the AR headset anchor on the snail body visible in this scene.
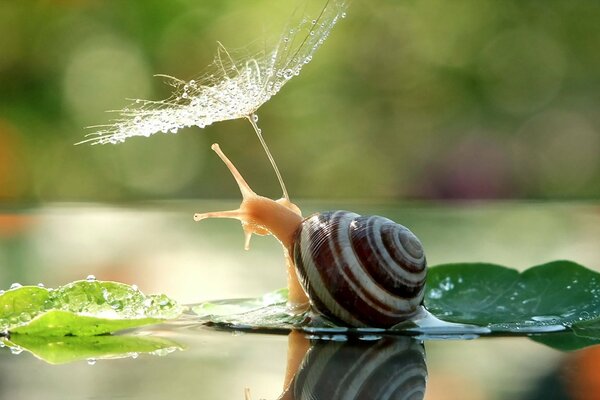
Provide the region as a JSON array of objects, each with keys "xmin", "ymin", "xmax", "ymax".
[{"xmin": 195, "ymin": 144, "xmax": 427, "ymax": 328}]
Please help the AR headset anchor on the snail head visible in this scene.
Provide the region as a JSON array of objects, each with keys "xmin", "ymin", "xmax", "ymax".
[{"xmin": 193, "ymin": 144, "xmax": 303, "ymax": 252}]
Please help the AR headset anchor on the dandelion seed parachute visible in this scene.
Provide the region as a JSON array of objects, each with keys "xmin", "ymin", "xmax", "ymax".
[{"xmin": 79, "ymin": 0, "xmax": 348, "ymax": 198}]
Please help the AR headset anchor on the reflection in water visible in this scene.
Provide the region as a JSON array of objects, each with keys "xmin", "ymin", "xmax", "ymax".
[
  {"xmin": 0, "ymin": 333, "xmax": 182, "ymax": 365},
  {"xmin": 277, "ymin": 333, "xmax": 427, "ymax": 400}
]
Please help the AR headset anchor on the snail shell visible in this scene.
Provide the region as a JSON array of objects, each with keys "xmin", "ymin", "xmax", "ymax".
[{"xmin": 292, "ymin": 211, "xmax": 427, "ymax": 328}]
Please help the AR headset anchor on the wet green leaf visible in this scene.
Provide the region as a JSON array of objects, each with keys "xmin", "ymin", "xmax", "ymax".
[
  {"xmin": 0, "ymin": 280, "xmax": 182, "ymax": 336},
  {"xmin": 424, "ymin": 261, "xmax": 600, "ymax": 332},
  {"xmin": 193, "ymin": 288, "xmax": 308, "ymax": 329},
  {"xmin": 10, "ymin": 310, "xmax": 162, "ymax": 336},
  {"xmin": 2, "ymin": 334, "xmax": 182, "ymax": 365}
]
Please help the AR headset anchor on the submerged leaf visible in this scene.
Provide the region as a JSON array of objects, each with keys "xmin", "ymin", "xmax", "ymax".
[
  {"xmin": 80, "ymin": 0, "xmax": 348, "ymax": 145},
  {"xmin": 0, "ymin": 280, "xmax": 182, "ymax": 336},
  {"xmin": 572, "ymin": 319, "xmax": 600, "ymax": 340},
  {"xmin": 193, "ymin": 288, "xmax": 308, "ymax": 329},
  {"xmin": 2, "ymin": 334, "xmax": 182, "ymax": 365},
  {"xmin": 529, "ymin": 332, "xmax": 600, "ymax": 352}
]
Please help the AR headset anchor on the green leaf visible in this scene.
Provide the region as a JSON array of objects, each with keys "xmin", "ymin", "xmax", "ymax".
[
  {"xmin": 425, "ymin": 260, "xmax": 600, "ymax": 331},
  {"xmin": 2, "ymin": 333, "xmax": 182, "ymax": 365},
  {"xmin": 0, "ymin": 280, "xmax": 182, "ymax": 336},
  {"xmin": 10, "ymin": 310, "xmax": 162, "ymax": 336}
]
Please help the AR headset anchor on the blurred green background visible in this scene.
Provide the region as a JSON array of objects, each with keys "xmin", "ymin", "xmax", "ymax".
[{"xmin": 1, "ymin": 0, "xmax": 599, "ymax": 203}]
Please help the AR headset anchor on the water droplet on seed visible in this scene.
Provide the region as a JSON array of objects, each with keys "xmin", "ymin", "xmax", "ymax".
[
  {"xmin": 10, "ymin": 283, "xmax": 22, "ymax": 290},
  {"xmin": 86, "ymin": 275, "xmax": 96, "ymax": 282},
  {"xmin": 283, "ymin": 69, "xmax": 294, "ymax": 79}
]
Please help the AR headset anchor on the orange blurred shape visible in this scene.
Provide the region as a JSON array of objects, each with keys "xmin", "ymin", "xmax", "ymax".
[
  {"xmin": 566, "ymin": 344, "xmax": 600, "ymax": 400},
  {"xmin": 0, "ymin": 214, "xmax": 35, "ymax": 237}
]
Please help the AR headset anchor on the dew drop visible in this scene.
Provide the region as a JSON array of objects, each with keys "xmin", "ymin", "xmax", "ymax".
[
  {"xmin": 341, "ymin": 12, "xmax": 347, "ymax": 18},
  {"xmin": 580, "ymin": 311, "xmax": 591, "ymax": 320},
  {"xmin": 37, "ymin": 283, "xmax": 45, "ymax": 288},
  {"xmin": 86, "ymin": 275, "xmax": 96, "ymax": 282},
  {"xmin": 439, "ymin": 277, "xmax": 454, "ymax": 291},
  {"xmin": 19, "ymin": 312, "xmax": 31, "ymax": 323},
  {"xmin": 131, "ymin": 284, "xmax": 138, "ymax": 291},
  {"xmin": 10, "ymin": 347, "xmax": 23, "ymax": 355},
  {"xmin": 87, "ymin": 358, "xmax": 97, "ymax": 365},
  {"xmin": 252, "ymin": 114, "xmax": 259, "ymax": 123},
  {"xmin": 10, "ymin": 283, "xmax": 22, "ymax": 290},
  {"xmin": 429, "ymin": 288, "xmax": 443, "ymax": 299}
]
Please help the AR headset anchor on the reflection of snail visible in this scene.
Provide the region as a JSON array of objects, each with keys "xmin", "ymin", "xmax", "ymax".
[
  {"xmin": 277, "ymin": 333, "xmax": 427, "ymax": 400},
  {"xmin": 195, "ymin": 144, "xmax": 427, "ymax": 328}
]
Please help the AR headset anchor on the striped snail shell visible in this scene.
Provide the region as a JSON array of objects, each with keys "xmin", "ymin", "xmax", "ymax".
[
  {"xmin": 293, "ymin": 211, "xmax": 427, "ymax": 328},
  {"xmin": 194, "ymin": 144, "xmax": 427, "ymax": 329}
]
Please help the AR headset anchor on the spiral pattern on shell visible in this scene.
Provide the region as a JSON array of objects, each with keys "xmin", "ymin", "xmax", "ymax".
[{"xmin": 292, "ymin": 211, "xmax": 427, "ymax": 328}]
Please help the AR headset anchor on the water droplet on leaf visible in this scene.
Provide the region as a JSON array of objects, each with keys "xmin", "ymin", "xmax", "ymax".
[{"xmin": 429, "ymin": 288, "xmax": 443, "ymax": 299}]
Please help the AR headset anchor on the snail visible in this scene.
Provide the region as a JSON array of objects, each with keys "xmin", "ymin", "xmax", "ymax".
[{"xmin": 194, "ymin": 144, "xmax": 427, "ymax": 328}]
